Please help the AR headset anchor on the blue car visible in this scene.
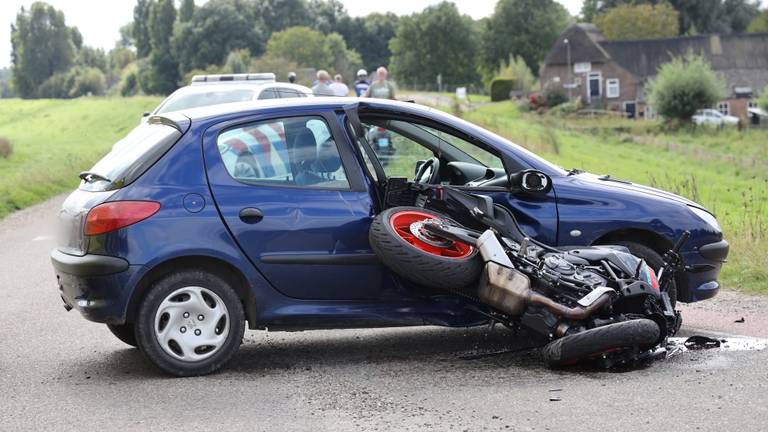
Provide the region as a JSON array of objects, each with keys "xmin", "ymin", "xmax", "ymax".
[{"xmin": 52, "ymin": 98, "xmax": 728, "ymax": 375}]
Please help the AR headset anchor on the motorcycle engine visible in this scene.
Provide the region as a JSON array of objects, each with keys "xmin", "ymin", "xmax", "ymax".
[{"xmin": 541, "ymin": 253, "xmax": 607, "ymax": 290}]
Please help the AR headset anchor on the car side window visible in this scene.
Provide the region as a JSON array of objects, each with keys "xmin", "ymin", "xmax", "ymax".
[
  {"xmin": 278, "ymin": 89, "xmax": 301, "ymax": 98},
  {"xmin": 258, "ymin": 88, "xmax": 278, "ymax": 100},
  {"xmin": 218, "ymin": 116, "xmax": 350, "ymax": 189}
]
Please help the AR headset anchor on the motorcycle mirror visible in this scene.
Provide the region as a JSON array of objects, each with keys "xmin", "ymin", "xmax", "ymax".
[
  {"xmin": 508, "ymin": 170, "xmax": 552, "ymax": 194},
  {"xmin": 415, "ymin": 160, "xmax": 426, "ymax": 176}
]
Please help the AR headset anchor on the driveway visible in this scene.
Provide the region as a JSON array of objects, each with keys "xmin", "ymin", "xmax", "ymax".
[{"xmin": 1, "ymin": 195, "xmax": 767, "ymax": 431}]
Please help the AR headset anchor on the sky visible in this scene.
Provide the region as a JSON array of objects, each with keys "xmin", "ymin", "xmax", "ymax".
[{"xmin": 0, "ymin": 0, "xmax": 584, "ymax": 68}]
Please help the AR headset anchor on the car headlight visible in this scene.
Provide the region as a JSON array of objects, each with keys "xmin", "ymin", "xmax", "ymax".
[{"xmin": 689, "ymin": 206, "xmax": 721, "ymax": 232}]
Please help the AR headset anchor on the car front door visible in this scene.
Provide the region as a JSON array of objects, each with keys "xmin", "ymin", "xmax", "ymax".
[
  {"xmin": 203, "ymin": 112, "xmax": 387, "ymax": 300},
  {"xmin": 352, "ymin": 109, "xmax": 559, "ymax": 245}
]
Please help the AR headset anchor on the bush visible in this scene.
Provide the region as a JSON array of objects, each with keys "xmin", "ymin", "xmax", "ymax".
[
  {"xmin": 758, "ymin": 85, "xmax": 768, "ymax": 112},
  {"xmin": 542, "ymin": 84, "xmax": 568, "ymax": 108},
  {"xmin": 68, "ymin": 67, "xmax": 106, "ymax": 97},
  {"xmin": 490, "ymin": 78, "xmax": 515, "ymax": 102},
  {"xmin": 118, "ymin": 63, "xmax": 140, "ymax": 97},
  {"xmin": 0, "ymin": 137, "xmax": 12, "ymax": 159},
  {"xmin": 547, "ymin": 99, "xmax": 583, "ymax": 117},
  {"xmin": 648, "ymin": 53, "xmax": 724, "ymax": 122},
  {"xmin": 38, "ymin": 72, "xmax": 73, "ymax": 98},
  {"xmin": 494, "ymin": 55, "xmax": 536, "ymax": 92}
]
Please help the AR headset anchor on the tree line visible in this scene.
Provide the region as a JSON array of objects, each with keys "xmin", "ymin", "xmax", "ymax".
[{"xmin": 4, "ymin": 0, "xmax": 765, "ymax": 99}]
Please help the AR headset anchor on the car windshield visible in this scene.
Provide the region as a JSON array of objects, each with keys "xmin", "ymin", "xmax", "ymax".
[
  {"xmin": 80, "ymin": 123, "xmax": 182, "ymax": 192},
  {"xmin": 157, "ymin": 88, "xmax": 255, "ymax": 114}
]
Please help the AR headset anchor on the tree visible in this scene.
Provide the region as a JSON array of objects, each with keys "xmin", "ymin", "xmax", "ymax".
[
  {"xmin": 390, "ymin": 2, "xmax": 480, "ymax": 86},
  {"xmin": 747, "ymin": 9, "xmax": 768, "ymax": 32},
  {"xmin": 179, "ymin": 0, "xmax": 195, "ymax": 22},
  {"xmin": 265, "ymin": 26, "xmax": 331, "ymax": 69},
  {"xmin": 648, "ymin": 53, "xmax": 724, "ymax": 122},
  {"xmin": 594, "ymin": 3, "xmax": 678, "ymax": 40},
  {"xmin": 324, "ymin": 32, "xmax": 362, "ymax": 80},
  {"xmin": 339, "ymin": 13, "xmax": 399, "ymax": 72},
  {"xmin": 133, "ymin": 0, "xmax": 152, "ymax": 58},
  {"xmin": 495, "ymin": 55, "xmax": 535, "ymax": 92},
  {"xmin": 253, "ymin": 0, "xmax": 313, "ymax": 34},
  {"xmin": 758, "ymin": 86, "xmax": 768, "ymax": 112},
  {"xmin": 581, "ymin": 0, "xmax": 759, "ymax": 35},
  {"xmin": 172, "ymin": 0, "xmax": 266, "ymax": 73},
  {"xmin": 10, "ymin": 2, "xmax": 78, "ymax": 98},
  {"xmin": 481, "ymin": 0, "xmax": 570, "ymax": 77},
  {"xmin": 76, "ymin": 46, "xmax": 108, "ymax": 73},
  {"xmin": 146, "ymin": 0, "xmax": 178, "ymax": 94},
  {"xmin": 309, "ymin": 0, "xmax": 348, "ymax": 34}
]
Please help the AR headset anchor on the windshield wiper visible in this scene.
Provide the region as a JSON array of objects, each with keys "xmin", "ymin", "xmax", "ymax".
[
  {"xmin": 79, "ymin": 171, "xmax": 111, "ymax": 183},
  {"xmin": 566, "ymin": 168, "xmax": 585, "ymax": 176}
]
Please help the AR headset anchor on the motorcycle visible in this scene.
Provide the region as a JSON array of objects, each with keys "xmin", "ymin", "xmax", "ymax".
[
  {"xmin": 369, "ymin": 181, "xmax": 685, "ymax": 368},
  {"xmin": 365, "ymin": 126, "xmax": 396, "ymax": 167}
]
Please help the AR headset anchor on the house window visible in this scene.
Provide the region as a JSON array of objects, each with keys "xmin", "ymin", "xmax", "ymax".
[
  {"xmin": 606, "ymin": 79, "xmax": 620, "ymax": 98},
  {"xmin": 717, "ymin": 102, "xmax": 730, "ymax": 115}
]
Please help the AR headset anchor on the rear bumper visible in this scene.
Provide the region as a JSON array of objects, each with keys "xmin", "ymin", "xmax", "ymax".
[
  {"xmin": 679, "ymin": 239, "xmax": 729, "ymax": 303},
  {"xmin": 51, "ymin": 250, "xmax": 139, "ymax": 324}
]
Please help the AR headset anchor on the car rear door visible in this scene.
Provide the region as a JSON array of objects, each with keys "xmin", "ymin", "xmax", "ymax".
[{"xmin": 203, "ymin": 110, "xmax": 386, "ymax": 300}]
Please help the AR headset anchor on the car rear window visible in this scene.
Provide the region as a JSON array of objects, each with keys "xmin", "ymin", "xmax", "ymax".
[
  {"xmin": 157, "ymin": 88, "xmax": 255, "ymax": 113},
  {"xmin": 79, "ymin": 123, "xmax": 182, "ymax": 192}
]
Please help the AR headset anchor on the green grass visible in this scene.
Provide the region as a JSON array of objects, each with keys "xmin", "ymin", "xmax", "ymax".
[
  {"xmin": 0, "ymin": 96, "xmax": 162, "ymax": 218},
  {"xmin": 462, "ymin": 101, "xmax": 768, "ymax": 293}
]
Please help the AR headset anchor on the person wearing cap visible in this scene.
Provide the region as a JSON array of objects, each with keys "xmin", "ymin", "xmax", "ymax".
[
  {"xmin": 329, "ymin": 74, "xmax": 350, "ymax": 97},
  {"xmin": 364, "ymin": 67, "xmax": 396, "ymax": 100},
  {"xmin": 287, "ymin": 72, "xmax": 297, "ymax": 84},
  {"xmin": 311, "ymin": 70, "xmax": 335, "ymax": 96},
  {"xmin": 353, "ymin": 69, "xmax": 370, "ymax": 97}
]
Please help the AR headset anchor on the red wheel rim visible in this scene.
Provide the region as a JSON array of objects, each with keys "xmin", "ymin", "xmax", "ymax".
[{"xmin": 389, "ymin": 210, "xmax": 473, "ymax": 259}]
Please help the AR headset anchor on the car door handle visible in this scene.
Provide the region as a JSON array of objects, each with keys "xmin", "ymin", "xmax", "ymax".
[{"xmin": 239, "ymin": 208, "xmax": 263, "ymax": 224}]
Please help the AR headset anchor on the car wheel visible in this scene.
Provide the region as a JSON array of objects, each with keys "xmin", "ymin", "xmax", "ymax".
[
  {"xmin": 135, "ymin": 269, "xmax": 245, "ymax": 377},
  {"xmin": 106, "ymin": 323, "xmax": 137, "ymax": 347},
  {"xmin": 612, "ymin": 241, "xmax": 677, "ymax": 307},
  {"xmin": 369, "ymin": 206, "xmax": 482, "ymax": 291}
]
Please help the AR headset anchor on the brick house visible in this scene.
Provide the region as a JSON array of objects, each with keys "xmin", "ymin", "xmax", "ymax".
[{"xmin": 540, "ymin": 24, "xmax": 768, "ymax": 119}]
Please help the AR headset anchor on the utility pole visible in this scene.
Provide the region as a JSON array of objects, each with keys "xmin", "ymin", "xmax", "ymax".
[{"xmin": 564, "ymin": 38, "xmax": 572, "ymax": 100}]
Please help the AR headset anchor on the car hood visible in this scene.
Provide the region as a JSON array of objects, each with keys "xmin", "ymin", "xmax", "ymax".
[{"xmin": 575, "ymin": 173, "xmax": 706, "ymax": 211}]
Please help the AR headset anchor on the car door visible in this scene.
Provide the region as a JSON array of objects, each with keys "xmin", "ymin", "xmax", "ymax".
[
  {"xmin": 203, "ymin": 111, "xmax": 387, "ymax": 300},
  {"xmin": 352, "ymin": 108, "xmax": 559, "ymax": 244}
]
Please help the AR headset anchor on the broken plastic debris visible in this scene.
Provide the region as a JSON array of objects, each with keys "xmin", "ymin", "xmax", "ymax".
[
  {"xmin": 734, "ymin": 317, "xmax": 745, "ymax": 323},
  {"xmin": 683, "ymin": 335, "xmax": 721, "ymax": 350}
]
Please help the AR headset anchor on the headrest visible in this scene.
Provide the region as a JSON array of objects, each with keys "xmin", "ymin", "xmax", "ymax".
[
  {"xmin": 315, "ymin": 138, "xmax": 342, "ymax": 173},
  {"xmin": 290, "ymin": 127, "xmax": 317, "ymax": 164}
]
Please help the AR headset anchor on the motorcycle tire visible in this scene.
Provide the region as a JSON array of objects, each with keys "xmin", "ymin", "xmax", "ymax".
[
  {"xmin": 541, "ymin": 319, "xmax": 660, "ymax": 368},
  {"xmin": 369, "ymin": 206, "xmax": 482, "ymax": 291}
]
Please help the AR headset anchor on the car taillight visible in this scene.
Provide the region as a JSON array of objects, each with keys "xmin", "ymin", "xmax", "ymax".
[{"xmin": 84, "ymin": 201, "xmax": 160, "ymax": 236}]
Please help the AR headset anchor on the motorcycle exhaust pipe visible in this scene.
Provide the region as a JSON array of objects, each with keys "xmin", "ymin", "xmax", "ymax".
[{"xmin": 476, "ymin": 231, "xmax": 614, "ymax": 320}]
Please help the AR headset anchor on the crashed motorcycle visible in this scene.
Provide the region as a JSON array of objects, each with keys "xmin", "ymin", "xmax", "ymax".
[{"xmin": 369, "ymin": 177, "xmax": 685, "ymax": 368}]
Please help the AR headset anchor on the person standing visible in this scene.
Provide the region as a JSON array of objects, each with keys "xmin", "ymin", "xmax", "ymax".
[
  {"xmin": 364, "ymin": 67, "xmax": 396, "ymax": 100},
  {"xmin": 353, "ymin": 69, "xmax": 370, "ymax": 97},
  {"xmin": 329, "ymin": 74, "xmax": 349, "ymax": 97},
  {"xmin": 311, "ymin": 70, "xmax": 334, "ymax": 96}
]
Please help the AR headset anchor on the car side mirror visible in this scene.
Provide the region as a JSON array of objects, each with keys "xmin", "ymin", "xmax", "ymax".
[
  {"xmin": 508, "ymin": 169, "xmax": 552, "ymax": 194},
  {"xmin": 415, "ymin": 160, "xmax": 426, "ymax": 175},
  {"xmin": 142, "ymin": 111, "xmax": 150, "ymax": 117}
]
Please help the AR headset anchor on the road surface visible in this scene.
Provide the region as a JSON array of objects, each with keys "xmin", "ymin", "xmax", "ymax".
[{"xmin": 1, "ymin": 195, "xmax": 766, "ymax": 431}]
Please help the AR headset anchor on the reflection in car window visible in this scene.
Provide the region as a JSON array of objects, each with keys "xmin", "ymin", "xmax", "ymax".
[
  {"xmin": 258, "ymin": 88, "xmax": 279, "ymax": 100},
  {"xmin": 278, "ymin": 89, "xmax": 301, "ymax": 98},
  {"xmin": 362, "ymin": 123, "xmax": 431, "ymax": 179},
  {"xmin": 218, "ymin": 116, "xmax": 349, "ymax": 189},
  {"xmin": 158, "ymin": 89, "xmax": 254, "ymax": 113}
]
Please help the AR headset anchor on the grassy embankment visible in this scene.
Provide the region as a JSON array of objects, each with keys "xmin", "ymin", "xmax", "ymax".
[
  {"xmin": 462, "ymin": 101, "xmax": 767, "ymax": 293},
  {"xmin": 0, "ymin": 97, "xmax": 162, "ymax": 218}
]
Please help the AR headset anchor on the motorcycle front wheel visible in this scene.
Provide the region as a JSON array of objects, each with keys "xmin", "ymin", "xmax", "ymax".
[{"xmin": 541, "ymin": 319, "xmax": 660, "ymax": 368}]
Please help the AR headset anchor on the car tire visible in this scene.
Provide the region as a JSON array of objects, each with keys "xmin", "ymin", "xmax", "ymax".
[
  {"xmin": 135, "ymin": 269, "xmax": 245, "ymax": 377},
  {"xmin": 612, "ymin": 241, "xmax": 677, "ymax": 307},
  {"xmin": 541, "ymin": 319, "xmax": 660, "ymax": 368},
  {"xmin": 107, "ymin": 323, "xmax": 138, "ymax": 347},
  {"xmin": 369, "ymin": 206, "xmax": 482, "ymax": 291}
]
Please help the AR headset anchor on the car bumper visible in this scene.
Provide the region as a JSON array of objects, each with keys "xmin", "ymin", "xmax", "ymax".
[
  {"xmin": 680, "ymin": 239, "xmax": 729, "ymax": 302},
  {"xmin": 51, "ymin": 249, "xmax": 139, "ymax": 324}
]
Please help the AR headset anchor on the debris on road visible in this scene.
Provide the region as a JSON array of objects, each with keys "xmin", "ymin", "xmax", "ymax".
[
  {"xmin": 684, "ymin": 335, "xmax": 722, "ymax": 350},
  {"xmin": 735, "ymin": 317, "xmax": 745, "ymax": 323}
]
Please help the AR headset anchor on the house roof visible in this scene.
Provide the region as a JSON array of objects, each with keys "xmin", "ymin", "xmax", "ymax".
[{"xmin": 545, "ymin": 24, "xmax": 768, "ymax": 96}]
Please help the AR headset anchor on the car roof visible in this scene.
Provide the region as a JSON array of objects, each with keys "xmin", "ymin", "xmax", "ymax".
[
  {"xmin": 168, "ymin": 82, "xmax": 311, "ymax": 96},
  {"xmin": 173, "ymin": 97, "xmax": 436, "ymax": 123}
]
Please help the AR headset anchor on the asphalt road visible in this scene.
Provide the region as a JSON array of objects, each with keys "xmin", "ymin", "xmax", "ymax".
[{"xmin": 1, "ymin": 195, "xmax": 767, "ymax": 431}]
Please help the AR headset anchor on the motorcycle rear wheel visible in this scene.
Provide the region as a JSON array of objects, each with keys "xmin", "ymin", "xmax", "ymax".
[
  {"xmin": 541, "ymin": 319, "xmax": 660, "ymax": 368},
  {"xmin": 369, "ymin": 206, "xmax": 482, "ymax": 291}
]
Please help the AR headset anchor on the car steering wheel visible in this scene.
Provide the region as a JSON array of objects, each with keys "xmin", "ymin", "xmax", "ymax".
[{"xmin": 414, "ymin": 157, "xmax": 440, "ymax": 184}]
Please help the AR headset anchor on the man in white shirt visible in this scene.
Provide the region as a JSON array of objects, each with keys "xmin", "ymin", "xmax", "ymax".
[{"xmin": 329, "ymin": 74, "xmax": 350, "ymax": 97}]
